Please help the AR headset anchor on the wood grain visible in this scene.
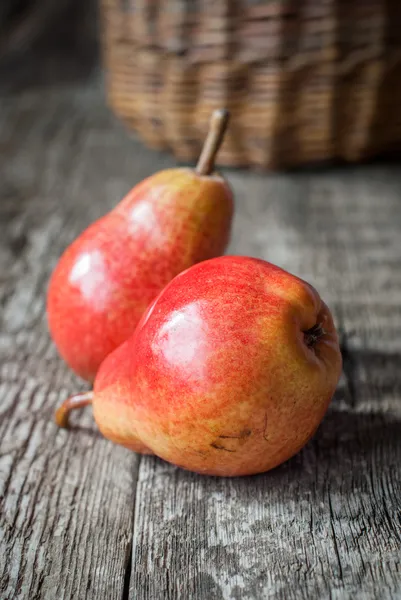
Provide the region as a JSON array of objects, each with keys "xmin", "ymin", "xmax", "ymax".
[
  {"xmin": 1, "ymin": 78, "xmax": 401, "ymax": 599},
  {"xmin": 0, "ymin": 81, "xmax": 168, "ymax": 600},
  {"xmin": 130, "ymin": 171, "xmax": 401, "ymax": 599}
]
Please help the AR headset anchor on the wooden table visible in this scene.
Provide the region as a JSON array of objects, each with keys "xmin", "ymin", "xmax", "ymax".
[{"xmin": 1, "ymin": 77, "xmax": 400, "ymax": 600}]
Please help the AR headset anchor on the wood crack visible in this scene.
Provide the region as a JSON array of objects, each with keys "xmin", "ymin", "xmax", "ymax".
[
  {"xmin": 122, "ymin": 542, "xmax": 133, "ymax": 600},
  {"xmin": 124, "ymin": 455, "xmax": 142, "ymax": 599},
  {"xmin": 328, "ymin": 492, "xmax": 344, "ymax": 581}
]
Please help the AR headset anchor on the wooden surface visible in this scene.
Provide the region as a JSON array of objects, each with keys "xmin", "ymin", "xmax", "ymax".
[{"xmin": 1, "ymin": 78, "xmax": 400, "ymax": 600}]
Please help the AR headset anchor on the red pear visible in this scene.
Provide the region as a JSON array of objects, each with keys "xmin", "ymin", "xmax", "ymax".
[
  {"xmin": 55, "ymin": 256, "xmax": 342, "ymax": 477},
  {"xmin": 47, "ymin": 110, "xmax": 233, "ymax": 381}
]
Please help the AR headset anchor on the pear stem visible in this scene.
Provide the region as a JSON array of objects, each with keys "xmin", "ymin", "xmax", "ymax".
[
  {"xmin": 195, "ymin": 109, "xmax": 230, "ymax": 176},
  {"xmin": 55, "ymin": 390, "xmax": 93, "ymax": 428}
]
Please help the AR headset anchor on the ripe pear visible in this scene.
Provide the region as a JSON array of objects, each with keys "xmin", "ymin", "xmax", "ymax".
[
  {"xmin": 55, "ymin": 256, "xmax": 342, "ymax": 477},
  {"xmin": 47, "ymin": 110, "xmax": 233, "ymax": 381}
]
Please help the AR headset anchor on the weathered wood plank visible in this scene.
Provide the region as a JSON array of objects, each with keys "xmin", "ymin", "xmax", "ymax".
[
  {"xmin": 1, "ymin": 78, "xmax": 401, "ymax": 600},
  {"xmin": 0, "ymin": 82, "xmax": 173, "ymax": 600},
  {"xmin": 130, "ymin": 169, "xmax": 401, "ymax": 600}
]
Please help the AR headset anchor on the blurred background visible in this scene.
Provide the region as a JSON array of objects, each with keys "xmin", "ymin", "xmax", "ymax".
[
  {"xmin": 0, "ymin": 0, "xmax": 97, "ymax": 92},
  {"xmin": 2, "ymin": 0, "xmax": 401, "ymax": 169}
]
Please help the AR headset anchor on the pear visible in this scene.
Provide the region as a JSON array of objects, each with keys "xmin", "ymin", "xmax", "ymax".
[
  {"xmin": 47, "ymin": 110, "xmax": 233, "ymax": 381},
  {"xmin": 55, "ymin": 256, "xmax": 342, "ymax": 477}
]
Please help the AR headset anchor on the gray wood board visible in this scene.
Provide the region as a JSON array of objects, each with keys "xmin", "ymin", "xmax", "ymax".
[
  {"xmin": 131, "ymin": 171, "xmax": 401, "ymax": 600},
  {"xmin": 0, "ymin": 82, "xmax": 149, "ymax": 600},
  {"xmin": 1, "ymin": 80, "xmax": 400, "ymax": 600}
]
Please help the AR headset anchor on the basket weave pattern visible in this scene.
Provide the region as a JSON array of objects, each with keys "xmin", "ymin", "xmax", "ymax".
[{"xmin": 101, "ymin": 0, "xmax": 401, "ymax": 169}]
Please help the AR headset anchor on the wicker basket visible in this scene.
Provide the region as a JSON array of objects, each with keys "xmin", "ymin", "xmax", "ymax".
[{"xmin": 101, "ymin": 0, "xmax": 401, "ymax": 169}]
